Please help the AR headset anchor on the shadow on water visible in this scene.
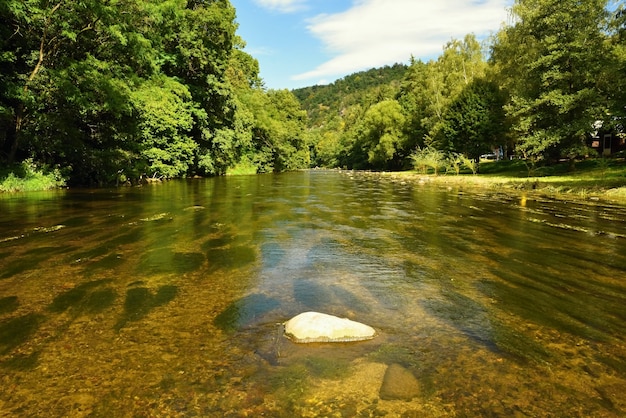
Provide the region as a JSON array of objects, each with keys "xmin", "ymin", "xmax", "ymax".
[
  {"xmin": 201, "ymin": 232, "xmax": 250, "ymax": 250},
  {"xmin": 48, "ymin": 279, "xmax": 116, "ymax": 314},
  {"xmin": 293, "ymin": 279, "xmax": 333, "ymax": 312},
  {"xmin": 0, "ymin": 282, "xmax": 118, "ymax": 371},
  {"xmin": 88, "ymin": 253, "xmax": 126, "ymax": 272},
  {"xmin": 0, "ymin": 296, "xmax": 19, "ymax": 315},
  {"xmin": 114, "ymin": 285, "xmax": 178, "ymax": 331},
  {"xmin": 261, "ymin": 354, "xmax": 353, "ymax": 397},
  {"xmin": 595, "ymin": 352, "xmax": 626, "ymax": 377},
  {"xmin": 205, "ymin": 246, "xmax": 257, "ymax": 272},
  {"xmin": 422, "ymin": 287, "xmax": 498, "ymax": 351},
  {"xmin": 1, "ymin": 351, "xmax": 41, "ymax": 371},
  {"xmin": 214, "ymin": 293, "xmax": 281, "ymax": 332},
  {"xmin": 137, "ymin": 248, "xmax": 205, "ymax": 275},
  {"xmin": 423, "ymin": 285, "xmax": 553, "ymax": 364},
  {"xmin": 368, "ymin": 343, "xmax": 421, "ymax": 368},
  {"xmin": 329, "ymin": 284, "xmax": 372, "ymax": 314},
  {"xmin": 261, "ymin": 242, "xmax": 285, "ymax": 269},
  {"xmin": 480, "ymin": 264, "xmax": 622, "ymax": 342},
  {"xmin": 0, "ymin": 297, "xmax": 44, "ymax": 371},
  {"xmin": 59, "ymin": 215, "xmax": 91, "ymax": 228},
  {"xmin": 69, "ymin": 228, "xmax": 143, "ymax": 263},
  {"xmin": 1, "ymin": 245, "xmax": 75, "ymax": 280},
  {"xmin": 0, "ymin": 313, "xmax": 44, "ymax": 355}
]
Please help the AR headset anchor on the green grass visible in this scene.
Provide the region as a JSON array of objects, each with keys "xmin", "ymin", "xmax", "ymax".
[
  {"xmin": 226, "ymin": 156, "xmax": 258, "ymax": 176},
  {"xmin": 480, "ymin": 158, "xmax": 626, "ymax": 195},
  {"xmin": 388, "ymin": 157, "xmax": 626, "ymax": 203},
  {"xmin": 0, "ymin": 159, "xmax": 66, "ymax": 192}
]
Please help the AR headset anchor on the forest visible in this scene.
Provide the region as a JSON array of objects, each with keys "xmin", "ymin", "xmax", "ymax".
[
  {"xmin": 298, "ymin": 0, "xmax": 626, "ymax": 172},
  {"xmin": 1, "ymin": 0, "xmax": 625, "ymax": 187},
  {"xmin": 0, "ymin": 0, "xmax": 309, "ymax": 186}
]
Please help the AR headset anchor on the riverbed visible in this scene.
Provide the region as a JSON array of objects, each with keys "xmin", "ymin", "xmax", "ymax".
[{"xmin": 1, "ymin": 170, "xmax": 625, "ymax": 416}]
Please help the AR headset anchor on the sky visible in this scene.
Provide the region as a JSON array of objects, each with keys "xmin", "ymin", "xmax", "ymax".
[{"xmin": 230, "ymin": 0, "xmax": 512, "ymax": 90}]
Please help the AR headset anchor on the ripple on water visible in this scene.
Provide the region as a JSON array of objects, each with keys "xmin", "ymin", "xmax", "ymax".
[{"xmin": 1, "ymin": 172, "xmax": 625, "ymax": 416}]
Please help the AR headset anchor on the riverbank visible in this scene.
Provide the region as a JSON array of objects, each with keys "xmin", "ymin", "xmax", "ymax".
[
  {"xmin": 366, "ymin": 159, "xmax": 626, "ymax": 205},
  {"xmin": 0, "ymin": 160, "xmax": 66, "ymax": 193},
  {"xmin": 4, "ymin": 157, "xmax": 626, "ymax": 205}
]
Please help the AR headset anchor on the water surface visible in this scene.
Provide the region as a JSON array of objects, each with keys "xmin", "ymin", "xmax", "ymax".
[{"xmin": 1, "ymin": 171, "xmax": 626, "ymax": 416}]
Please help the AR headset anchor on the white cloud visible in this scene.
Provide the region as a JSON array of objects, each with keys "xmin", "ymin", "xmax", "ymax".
[
  {"xmin": 292, "ymin": 0, "xmax": 510, "ymax": 82},
  {"xmin": 253, "ymin": 0, "xmax": 307, "ymax": 13},
  {"xmin": 245, "ymin": 45, "xmax": 275, "ymax": 57}
]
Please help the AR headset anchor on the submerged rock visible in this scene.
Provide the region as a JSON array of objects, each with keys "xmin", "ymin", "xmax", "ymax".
[
  {"xmin": 284, "ymin": 311, "xmax": 376, "ymax": 343},
  {"xmin": 379, "ymin": 363, "xmax": 420, "ymax": 401},
  {"xmin": 140, "ymin": 212, "xmax": 171, "ymax": 222}
]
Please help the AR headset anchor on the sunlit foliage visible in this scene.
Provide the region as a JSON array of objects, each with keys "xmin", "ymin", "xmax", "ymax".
[{"xmin": 0, "ymin": 0, "xmax": 310, "ymax": 185}]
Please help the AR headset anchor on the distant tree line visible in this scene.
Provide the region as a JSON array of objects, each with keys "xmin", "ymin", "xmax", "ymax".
[
  {"xmin": 295, "ymin": 0, "xmax": 626, "ymax": 172},
  {"xmin": 0, "ymin": 0, "xmax": 309, "ymax": 186}
]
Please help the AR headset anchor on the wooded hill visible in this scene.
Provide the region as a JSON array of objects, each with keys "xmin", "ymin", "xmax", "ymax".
[{"xmin": 293, "ymin": 64, "xmax": 408, "ymax": 128}]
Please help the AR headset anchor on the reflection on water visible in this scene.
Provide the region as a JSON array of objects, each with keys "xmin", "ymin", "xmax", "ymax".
[{"xmin": 1, "ymin": 171, "xmax": 626, "ymax": 416}]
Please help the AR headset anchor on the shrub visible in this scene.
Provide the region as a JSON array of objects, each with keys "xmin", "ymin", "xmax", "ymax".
[
  {"xmin": 0, "ymin": 159, "xmax": 66, "ymax": 192},
  {"xmin": 410, "ymin": 146, "xmax": 447, "ymax": 175}
]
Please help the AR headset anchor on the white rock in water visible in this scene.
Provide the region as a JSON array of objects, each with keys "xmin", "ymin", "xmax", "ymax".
[{"xmin": 284, "ymin": 311, "xmax": 376, "ymax": 343}]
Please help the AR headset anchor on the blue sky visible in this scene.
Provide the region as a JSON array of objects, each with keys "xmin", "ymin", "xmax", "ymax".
[{"xmin": 231, "ymin": 0, "xmax": 511, "ymax": 90}]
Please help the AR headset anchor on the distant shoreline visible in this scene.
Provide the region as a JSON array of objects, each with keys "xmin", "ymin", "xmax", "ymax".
[{"xmin": 346, "ymin": 168, "xmax": 626, "ymax": 206}]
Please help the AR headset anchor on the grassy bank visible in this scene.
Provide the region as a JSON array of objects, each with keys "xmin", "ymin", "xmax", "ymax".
[
  {"xmin": 0, "ymin": 159, "xmax": 66, "ymax": 193},
  {"xmin": 381, "ymin": 158, "xmax": 626, "ymax": 204},
  {"xmin": 3, "ymin": 156, "xmax": 625, "ymax": 203}
]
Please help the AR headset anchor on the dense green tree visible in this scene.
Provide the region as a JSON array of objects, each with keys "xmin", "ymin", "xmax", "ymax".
[
  {"xmin": 397, "ymin": 59, "xmax": 432, "ymax": 151},
  {"xmin": 605, "ymin": 4, "xmax": 626, "ymax": 132},
  {"xmin": 310, "ymin": 118, "xmax": 343, "ymax": 167},
  {"xmin": 294, "ymin": 36, "xmax": 492, "ymax": 171},
  {"xmin": 7, "ymin": 0, "xmax": 620, "ymax": 184},
  {"xmin": 0, "ymin": 0, "xmax": 116, "ymax": 163},
  {"xmin": 0, "ymin": 0, "xmax": 162, "ymax": 183},
  {"xmin": 491, "ymin": 0, "xmax": 612, "ymax": 163},
  {"xmin": 132, "ymin": 76, "xmax": 197, "ymax": 179},
  {"xmin": 335, "ymin": 104, "xmax": 367, "ymax": 168},
  {"xmin": 293, "ymin": 4, "xmax": 626, "ymax": 172},
  {"xmin": 262, "ymin": 89, "xmax": 310, "ymax": 172},
  {"xmin": 1, "ymin": 0, "xmax": 314, "ymax": 184},
  {"xmin": 352, "ymin": 100, "xmax": 406, "ymax": 169},
  {"xmin": 399, "ymin": 34, "xmax": 487, "ymax": 151},
  {"xmin": 226, "ymin": 37, "xmax": 263, "ymax": 91},
  {"xmin": 442, "ymin": 78, "xmax": 507, "ymax": 161},
  {"xmin": 241, "ymin": 89, "xmax": 310, "ymax": 173},
  {"xmin": 294, "ymin": 65, "xmax": 407, "ymax": 169},
  {"xmin": 153, "ymin": 0, "xmax": 241, "ymax": 176}
]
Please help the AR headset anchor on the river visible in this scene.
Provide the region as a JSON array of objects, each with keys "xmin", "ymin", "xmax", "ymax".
[{"xmin": 1, "ymin": 170, "xmax": 626, "ymax": 416}]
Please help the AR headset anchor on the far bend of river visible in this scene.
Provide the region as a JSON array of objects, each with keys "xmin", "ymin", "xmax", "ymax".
[{"xmin": 1, "ymin": 170, "xmax": 626, "ymax": 417}]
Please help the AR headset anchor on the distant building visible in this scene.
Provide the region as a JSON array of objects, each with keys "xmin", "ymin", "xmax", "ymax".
[{"xmin": 588, "ymin": 120, "xmax": 626, "ymax": 156}]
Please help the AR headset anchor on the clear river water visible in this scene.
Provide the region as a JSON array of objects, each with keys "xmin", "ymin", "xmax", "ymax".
[{"xmin": 1, "ymin": 170, "xmax": 626, "ymax": 417}]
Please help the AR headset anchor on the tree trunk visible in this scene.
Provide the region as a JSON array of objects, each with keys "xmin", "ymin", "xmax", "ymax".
[
  {"xmin": 7, "ymin": 105, "xmax": 23, "ymax": 164},
  {"xmin": 7, "ymin": 2, "xmax": 63, "ymax": 164}
]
